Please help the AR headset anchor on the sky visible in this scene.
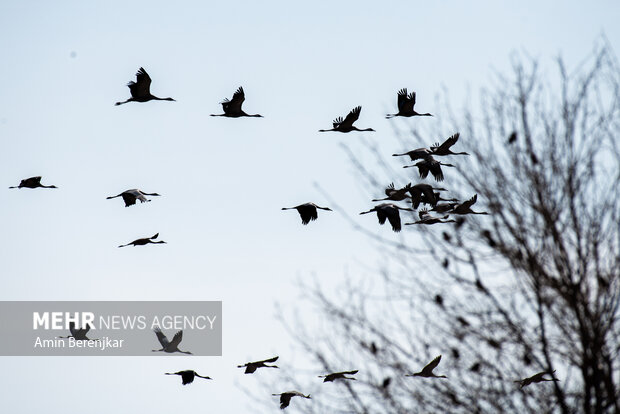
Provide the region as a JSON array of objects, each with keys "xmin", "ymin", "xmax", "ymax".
[{"xmin": 1, "ymin": 1, "xmax": 619, "ymax": 412}]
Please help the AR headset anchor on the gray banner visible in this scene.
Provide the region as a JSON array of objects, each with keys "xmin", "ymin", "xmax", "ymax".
[{"xmin": 0, "ymin": 301, "xmax": 222, "ymax": 356}]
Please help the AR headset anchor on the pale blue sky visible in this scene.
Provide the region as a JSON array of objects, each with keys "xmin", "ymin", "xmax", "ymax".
[{"xmin": 1, "ymin": 1, "xmax": 618, "ymax": 412}]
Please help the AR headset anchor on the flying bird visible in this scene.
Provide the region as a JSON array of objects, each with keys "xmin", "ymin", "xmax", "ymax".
[
  {"xmin": 515, "ymin": 370, "xmax": 559, "ymax": 388},
  {"xmin": 359, "ymin": 203, "xmax": 413, "ymax": 232},
  {"xmin": 392, "ymin": 147, "xmax": 434, "ymax": 161},
  {"xmin": 407, "ymin": 184, "xmax": 445, "ymax": 208},
  {"xmin": 431, "ymin": 202, "xmax": 459, "ymax": 214},
  {"xmin": 392, "ymin": 133, "xmax": 466, "ymax": 160},
  {"xmin": 386, "ymin": 88, "xmax": 432, "ymax": 118},
  {"xmin": 318, "ymin": 370, "xmax": 359, "ymax": 382},
  {"xmin": 405, "ymin": 210, "xmax": 456, "ymax": 225},
  {"xmin": 404, "ymin": 156, "xmax": 455, "ymax": 182},
  {"xmin": 272, "ymin": 391, "xmax": 311, "ymax": 409},
  {"xmin": 165, "ymin": 370, "xmax": 212, "ymax": 385},
  {"xmin": 237, "ymin": 356, "xmax": 279, "ymax": 374},
  {"xmin": 319, "ymin": 106, "xmax": 375, "ymax": 133},
  {"xmin": 405, "ymin": 355, "xmax": 447, "ymax": 378},
  {"xmin": 430, "ymin": 133, "xmax": 469, "ymax": 156},
  {"xmin": 210, "ymin": 86, "xmax": 262, "ymax": 118},
  {"xmin": 9, "ymin": 176, "xmax": 57, "ymax": 189},
  {"xmin": 58, "ymin": 322, "xmax": 97, "ymax": 341},
  {"xmin": 450, "ymin": 194, "xmax": 488, "ymax": 215},
  {"xmin": 118, "ymin": 233, "xmax": 167, "ymax": 248},
  {"xmin": 115, "ymin": 67, "xmax": 175, "ymax": 105},
  {"xmin": 372, "ymin": 183, "xmax": 412, "ymax": 202},
  {"xmin": 152, "ymin": 327, "xmax": 192, "ymax": 354},
  {"xmin": 282, "ymin": 203, "xmax": 332, "ymax": 225},
  {"xmin": 106, "ymin": 189, "xmax": 160, "ymax": 207}
]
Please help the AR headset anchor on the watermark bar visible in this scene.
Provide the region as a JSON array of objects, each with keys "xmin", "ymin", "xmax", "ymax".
[{"xmin": 0, "ymin": 301, "xmax": 222, "ymax": 356}]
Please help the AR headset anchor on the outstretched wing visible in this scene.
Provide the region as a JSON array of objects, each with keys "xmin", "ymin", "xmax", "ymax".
[
  {"xmin": 386, "ymin": 209, "xmax": 402, "ymax": 232},
  {"xmin": 332, "ymin": 116, "xmax": 344, "ymax": 129},
  {"xmin": 169, "ymin": 330, "xmax": 183, "ymax": 348},
  {"xmin": 336, "ymin": 370, "xmax": 359, "ymax": 375},
  {"xmin": 128, "ymin": 67, "xmax": 152, "ymax": 98},
  {"xmin": 222, "ymin": 86, "xmax": 245, "ymax": 114},
  {"xmin": 258, "ymin": 356, "xmax": 279, "ymax": 364},
  {"xmin": 397, "ymin": 88, "xmax": 414, "ymax": 113},
  {"xmin": 422, "ymin": 355, "xmax": 442, "ymax": 375},
  {"xmin": 459, "ymin": 194, "xmax": 478, "ymax": 210},
  {"xmin": 297, "ymin": 204, "xmax": 318, "ymax": 225},
  {"xmin": 376, "ymin": 208, "xmax": 387, "ymax": 225},
  {"xmin": 153, "ymin": 327, "xmax": 170, "ymax": 348},
  {"xmin": 431, "ymin": 133, "xmax": 460, "ymax": 153},
  {"xmin": 338, "ymin": 106, "xmax": 361, "ymax": 129}
]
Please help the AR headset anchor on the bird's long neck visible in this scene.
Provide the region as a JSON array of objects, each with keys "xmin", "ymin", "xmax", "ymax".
[
  {"xmin": 318, "ymin": 129, "xmax": 333, "ymax": 132},
  {"xmin": 153, "ymin": 96, "xmax": 175, "ymax": 101},
  {"xmin": 247, "ymin": 113, "xmax": 263, "ymax": 117},
  {"xmin": 210, "ymin": 113, "xmax": 225, "ymax": 117},
  {"xmin": 41, "ymin": 185, "xmax": 57, "ymax": 188},
  {"xmin": 142, "ymin": 192, "xmax": 160, "ymax": 196},
  {"xmin": 416, "ymin": 112, "xmax": 433, "ymax": 116},
  {"xmin": 115, "ymin": 98, "xmax": 133, "ymax": 106}
]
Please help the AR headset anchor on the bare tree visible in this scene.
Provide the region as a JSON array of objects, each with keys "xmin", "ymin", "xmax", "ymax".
[{"xmin": 274, "ymin": 42, "xmax": 620, "ymax": 414}]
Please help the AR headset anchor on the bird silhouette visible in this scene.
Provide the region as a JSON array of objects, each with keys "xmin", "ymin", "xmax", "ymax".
[
  {"xmin": 237, "ymin": 356, "xmax": 279, "ymax": 374},
  {"xmin": 405, "ymin": 210, "xmax": 456, "ymax": 225},
  {"xmin": 360, "ymin": 203, "xmax": 413, "ymax": 232},
  {"xmin": 450, "ymin": 194, "xmax": 488, "ymax": 215},
  {"xmin": 165, "ymin": 370, "xmax": 212, "ymax": 385},
  {"xmin": 152, "ymin": 327, "xmax": 192, "ymax": 354},
  {"xmin": 406, "ymin": 355, "xmax": 447, "ymax": 378},
  {"xmin": 282, "ymin": 203, "xmax": 332, "ymax": 225},
  {"xmin": 106, "ymin": 189, "xmax": 160, "ymax": 207},
  {"xmin": 318, "ymin": 370, "xmax": 359, "ymax": 382},
  {"xmin": 386, "ymin": 88, "xmax": 432, "ymax": 118},
  {"xmin": 515, "ymin": 370, "xmax": 559, "ymax": 388},
  {"xmin": 372, "ymin": 183, "xmax": 412, "ymax": 202},
  {"xmin": 115, "ymin": 67, "xmax": 175, "ymax": 105},
  {"xmin": 118, "ymin": 233, "xmax": 166, "ymax": 248},
  {"xmin": 407, "ymin": 184, "xmax": 445, "ymax": 208},
  {"xmin": 9, "ymin": 176, "xmax": 57, "ymax": 189},
  {"xmin": 404, "ymin": 156, "xmax": 455, "ymax": 182},
  {"xmin": 319, "ymin": 106, "xmax": 374, "ymax": 133},
  {"xmin": 58, "ymin": 322, "xmax": 97, "ymax": 341},
  {"xmin": 430, "ymin": 133, "xmax": 469, "ymax": 156},
  {"xmin": 210, "ymin": 86, "xmax": 262, "ymax": 117},
  {"xmin": 271, "ymin": 391, "xmax": 311, "ymax": 409}
]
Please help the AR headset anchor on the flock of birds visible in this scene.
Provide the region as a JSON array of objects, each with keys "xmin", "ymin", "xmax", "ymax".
[{"xmin": 15, "ymin": 67, "xmax": 559, "ymax": 409}]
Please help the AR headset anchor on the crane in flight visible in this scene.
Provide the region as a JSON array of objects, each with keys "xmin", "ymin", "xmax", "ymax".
[
  {"xmin": 405, "ymin": 355, "xmax": 448, "ymax": 378},
  {"xmin": 165, "ymin": 370, "xmax": 212, "ymax": 385},
  {"xmin": 237, "ymin": 356, "xmax": 279, "ymax": 374},
  {"xmin": 210, "ymin": 86, "xmax": 262, "ymax": 117},
  {"xmin": 115, "ymin": 67, "xmax": 175, "ymax": 105},
  {"xmin": 319, "ymin": 106, "xmax": 374, "ymax": 133},
  {"xmin": 118, "ymin": 233, "xmax": 166, "ymax": 248},
  {"xmin": 152, "ymin": 327, "xmax": 192, "ymax": 355},
  {"xmin": 9, "ymin": 176, "xmax": 57, "ymax": 189},
  {"xmin": 515, "ymin": 370, "xmax": 559, "ymax": 388},
  {"xmin": 360, "ymin": 203, "xmax": 413, "ymax": 232},
  {"xmin": 106, "ymin": 189, "xmax": 160, "ymax": 207},
  {"xmin": 57, "ymin": 322, "xmax": 98, "ymax": 341},
  {"xmin": 272, "ymin": 391, "xmax": 311, "ymax": 409},
  {"xmin": 282, "ymin": 203, "xmax": 332, "ymax": 225},
  {"xmin": 318, "ymin": 370, "xmax": 359, "ymax": 382},
  {"xmin": 386, "ymin": 88, "xmax": 432, "ymax": 118}
]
